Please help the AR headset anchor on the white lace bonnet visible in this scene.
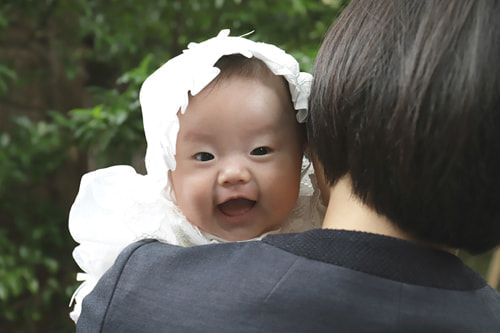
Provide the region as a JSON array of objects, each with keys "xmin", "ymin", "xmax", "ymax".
[{"xmin": 139, "ymin": 29, "xmax": 313, "ymax": 187}]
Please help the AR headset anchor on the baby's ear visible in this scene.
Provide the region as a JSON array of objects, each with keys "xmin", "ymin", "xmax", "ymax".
[
  {"xmin": 302, "ymin": 136, "xmax": 312, "ymax": 155},
  {"xmin": 299, "ymin": 121, "xmax": 308, "ymax": 150},
  {"xmin": 309, "ymin": 149, "xmax": 330, "ymax": 206},
  {"xmin": 302, "ymin": 143, "xmax": 311, "ymax": 158}
]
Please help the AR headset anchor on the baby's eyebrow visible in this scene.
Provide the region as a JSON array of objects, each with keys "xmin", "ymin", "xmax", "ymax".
[{"xmin": 180, "ymin": 130, "xmax": 213, "ymax": 143}]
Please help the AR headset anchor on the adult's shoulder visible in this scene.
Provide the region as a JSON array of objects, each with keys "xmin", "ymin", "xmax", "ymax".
[
  {"xmin": 76, "ymin": 238, "xmax": 303, "ymax": 332},
  {"xmin": 120, "ymin": 238, "xmax": 292, "ymax": 269}
]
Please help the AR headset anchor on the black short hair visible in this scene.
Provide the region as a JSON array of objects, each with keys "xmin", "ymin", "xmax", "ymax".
[
  {"xmin": 214, "ymin": 54, "xmax": 275, "ymax": 82},
  {"xmin": 308, "ymin": 0, "xmax": 500, "ymax": 253}
]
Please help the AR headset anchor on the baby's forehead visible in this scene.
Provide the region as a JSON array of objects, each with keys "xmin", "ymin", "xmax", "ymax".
[
  {"xmin": 180, "ymin": 75, "xmax": 302, "ymax": 144},
  {"xmin": 190, "ymin": 76, "xmax": 294, "ymax": 122}
]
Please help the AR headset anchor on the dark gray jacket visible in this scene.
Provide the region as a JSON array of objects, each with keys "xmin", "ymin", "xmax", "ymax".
[{"xmin": 77, "ymin": 229, "xmax": 500, "ymax": 332}]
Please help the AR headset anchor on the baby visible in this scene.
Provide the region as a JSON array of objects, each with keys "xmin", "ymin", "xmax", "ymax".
[
  {"xmin": 171, "ymin": 53, "xmax": 308, "ymax": 241},
  {"xmin": 69, "ymin": 30, "xmax": 324, "ymax": 321}
]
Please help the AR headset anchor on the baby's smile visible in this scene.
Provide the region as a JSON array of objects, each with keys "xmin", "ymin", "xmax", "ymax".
[{"xmin": 217, "ymin": 198, "xmax": 257, "ymax": 218}]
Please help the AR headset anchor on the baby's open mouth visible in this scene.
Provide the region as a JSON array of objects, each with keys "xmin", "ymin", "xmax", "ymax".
[{"xmin": 217, "ymin": 198, "xmax": 256, "ymax": 217}]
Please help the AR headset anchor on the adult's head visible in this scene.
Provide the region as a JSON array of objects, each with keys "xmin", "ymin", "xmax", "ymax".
[{"xmin": 308, "ymin": 0, "xmax": 500, "ymax": 253}]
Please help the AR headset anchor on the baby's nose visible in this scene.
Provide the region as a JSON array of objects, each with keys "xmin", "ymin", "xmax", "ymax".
[{"xmin": 218, "ymin": 159, "xmax": 251, "ymax": 186}]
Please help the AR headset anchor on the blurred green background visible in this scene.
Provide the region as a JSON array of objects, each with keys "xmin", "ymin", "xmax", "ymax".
[{"xmin": 0, "ymin": 0, "xmax": 496, "ymax": 332}]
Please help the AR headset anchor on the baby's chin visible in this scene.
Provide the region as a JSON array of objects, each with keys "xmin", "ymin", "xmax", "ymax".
[
  {"xmin": 214, "ymin": 229, "xmax": 274, "ymax": 242},
  {"xmin": 201, "ymin": 222, "xmax": 281, "ymax": 243}
]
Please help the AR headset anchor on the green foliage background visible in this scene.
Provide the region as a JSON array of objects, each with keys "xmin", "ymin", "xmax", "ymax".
[
  {"xmin": 0, "ymin": 1, "xmax": 349, "ymax": 331},
  {"xmin": 0, "ymin": 1, "xmax": 495, "ymax": 332}
]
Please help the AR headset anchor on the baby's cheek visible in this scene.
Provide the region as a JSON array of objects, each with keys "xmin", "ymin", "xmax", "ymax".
[
  {"xmin": 183, "ymin": 176, "xmax": 213, "ymax": 210},
  {"xmin": 271, "ymin": 173, "xmax": 300, "ymax": 201}
]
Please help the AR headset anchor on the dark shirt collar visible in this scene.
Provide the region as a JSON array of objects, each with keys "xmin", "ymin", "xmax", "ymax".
[{"xmin": 263, "ymin": 229, "xmax": 486, "ymax": 291}]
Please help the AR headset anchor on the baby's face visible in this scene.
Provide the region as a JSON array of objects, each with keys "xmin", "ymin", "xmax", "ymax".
[{"xmin": 170, "ymin": 75, "xmax": 305, "ymax": 241}]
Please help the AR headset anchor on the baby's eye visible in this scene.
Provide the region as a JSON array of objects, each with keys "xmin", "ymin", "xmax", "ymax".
[
  {"xmin": 250, "ymin": 147, "xmax": 272, "ymax": 156},
  {"xmin": 194, "ymin": 152, "xmax": 214, "ymax": 162}
]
